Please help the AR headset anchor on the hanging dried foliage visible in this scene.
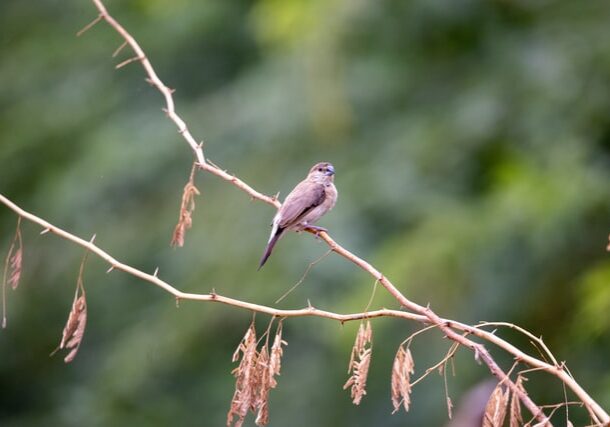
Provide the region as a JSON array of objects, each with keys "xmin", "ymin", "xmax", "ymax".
[
  {"xmin": 391, "ymin": 344, "xmax": 415, "ymax": 413},
  {"xmin": 171, "ymin": 164, "xmax": 200, "ymax": 247},
  {"xmin": 227, "ymin": 320, "xmax": 287, "ymax": 427},
  {"xmin": 344, "ymin": 320, "xmax": 373, "ymax": 405},
  {"xmin": 54, "ymin": 249, "xmax": 90, "ymax": 363},
  {"xmin": 483, "ymin": 383, "xmax": 510, "ymax": 427},
  {"xmin": 2, "ymin": 217, "xmax": 24, "ymax": 329}
]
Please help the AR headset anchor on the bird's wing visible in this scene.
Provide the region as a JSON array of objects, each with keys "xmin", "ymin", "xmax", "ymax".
[{"xmin": 278, "ymin": 181, "xmax": 326, "ymax": 228}]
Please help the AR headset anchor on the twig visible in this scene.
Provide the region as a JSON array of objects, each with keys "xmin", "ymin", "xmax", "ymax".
[
  {"xmin": 112, "ymin": 40, "xmax": 128, "ymax": 57},
  {"xmin": 0, "ymin": 191, "xmax": 420, "ymax": 323},
  {"xmin": 477, "ymin": 322, "xmax": 559, "ymax": 367},
  {"xmin": 363, "ymin": 279, "xmax": 379, "ymax": 313},
  {"xmin": 76, "ymin": 14, "xmax": 102, "ymax": 36},
  {"xmin": 115, "ymin": 55, "xmax": 144, "ymax": 69},
  {"xmin": 86, "ymin": 0, "xmax": 205, "ymax": 166},
  {"xmin": 411, "ymin": 342, "xmax": 460, "ymax": 387},
  {"xmin": 275, "ymin": 249, "xmax": 332, "ymax": 304}
]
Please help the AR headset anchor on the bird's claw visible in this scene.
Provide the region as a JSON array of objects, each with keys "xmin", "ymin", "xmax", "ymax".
[{"xmin": 305, "ymin": 225, "xmax": 327, "ymax": 237}]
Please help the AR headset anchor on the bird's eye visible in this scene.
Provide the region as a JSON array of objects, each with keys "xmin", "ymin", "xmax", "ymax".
[{"xmin": 318, "ymin": 168, "xmax": 323, "ymax": 172}]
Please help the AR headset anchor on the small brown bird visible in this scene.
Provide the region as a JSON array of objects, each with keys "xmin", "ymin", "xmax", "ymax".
[{"xmin": 259, "ymin": 162, "xmax": 338, "ymax": 269}]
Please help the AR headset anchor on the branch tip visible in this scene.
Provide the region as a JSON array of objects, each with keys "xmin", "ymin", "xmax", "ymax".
[
  {"xmin": 115, "ymin": 55, "xmax": 144, "ymax": 69},
  {"xmin": 76, "ymin": 14, "xmax": 102, "ymax": 37},
  {"xmin": 112, "ymin": 41, "xmax": 128, "ymax": 57}
]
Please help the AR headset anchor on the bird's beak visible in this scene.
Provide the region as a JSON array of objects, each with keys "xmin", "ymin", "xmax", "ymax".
[{"xmin": 325, "ymin": 165, "xmax": 335, "ymax": 176}]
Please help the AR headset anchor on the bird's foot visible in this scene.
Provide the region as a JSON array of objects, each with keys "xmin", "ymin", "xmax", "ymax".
[{"xmin": 305, "ymin": 225, "xmax": 328, "ymax": 238}]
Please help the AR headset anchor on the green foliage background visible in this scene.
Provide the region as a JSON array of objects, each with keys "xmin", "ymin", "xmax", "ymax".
[{"xmin": 1, "ymin": 0, "xmax": 610, "ymax": 426}]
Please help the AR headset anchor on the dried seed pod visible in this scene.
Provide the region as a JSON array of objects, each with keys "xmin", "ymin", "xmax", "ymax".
[
  {"xmin": 60, "ymin": 295, "xmax": 87, "ymax": 363},
  {"xmin": 483, "ymin": 383, "xmax": 509, "ymax": 427},
  {"xmin": 228, "ymin": 324, "xmax": 258, "ymax": 427},
  {"xmin": 344, "ymin": 320, "xmax": 373, "ymax": 405},
  {"xmin": 171, "ymin": 167, "xmax": 200, "ymax": 247},
  {"xmin": 509, "ymin": 376, "xmax": 525, "ymax": 427},
  {"xmin": 391, "ymin": 344, "xmax": 415, "ymax": 413}
]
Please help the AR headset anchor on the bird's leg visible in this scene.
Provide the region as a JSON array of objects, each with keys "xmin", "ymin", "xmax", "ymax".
[{"xmin": 304, "ymin": 225, "xmax": 328, "ymax": 238}]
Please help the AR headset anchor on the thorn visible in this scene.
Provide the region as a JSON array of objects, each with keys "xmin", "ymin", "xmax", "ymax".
[
  {"xmin": 76, "ymin": 14, "xmax": 102, "ymax": 37},
  {"xmin": 40, "ymin": 228, "xmax": 51, "ymax": 235},
  {"xmin": 178, "ymin": 127, "xmax": 187, "ymax": 134},
  {"xmin": 115, "ymin": 55, "xmax": 144, "ymax": 69},
  {"xmin": 112, "ymin": 40, "xmax": 128, "ymax": 57},
  {"xmin": 175, "ymin": 297, "xmax": 180, "ymax": 308},
  {"xmin": 307, "ymin": 299, "xmax": 314, "ymax": 309},
  {"xmin": 89, "ymin": 234, "xmax": 96, "ymax": 243},
  {"xmin": 145, "ymin": 77, "xmax": 154, "ymax": 85},
  {"xmin": 210, "ymin": 288, "xmax": 217, "ymax": 297},
  {"xmin": 153, "ymin": 267, "xmax": 159, "ymax": 277},
  {"xmin": 106, "ymin": 266, "xmax": 115, "ymax": 273}
]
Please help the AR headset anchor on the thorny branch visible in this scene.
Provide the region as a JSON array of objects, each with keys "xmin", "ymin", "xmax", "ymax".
[{"xmin": 0, "ymin": 0, "xmax": 607, "ymax": 425}]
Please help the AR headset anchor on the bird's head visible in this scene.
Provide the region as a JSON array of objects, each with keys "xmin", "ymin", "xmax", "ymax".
[{"xmin": 308, "ymin": 162, "xmax": 335, "ymax": 183}]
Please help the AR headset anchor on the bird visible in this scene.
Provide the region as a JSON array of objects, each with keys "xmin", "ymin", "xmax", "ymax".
[{"xmin": 258, "ymin": 162, "xmax": 338, "ymax": 269}]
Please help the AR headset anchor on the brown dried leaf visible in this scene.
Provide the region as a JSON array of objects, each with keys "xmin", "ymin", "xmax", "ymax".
[
  {"xmin": 59, "ymin": 294, "xmax": 87, "ymax": 363},
  {"xmin": 348, "ymin": 321, "xmax": 372, "ymax": 372},
  {"xmin": 254, "ymin": 346, "xmax": 270, "ymax": 426},
  {"xmin": 509, "ymin": 376, "xmax": 525, "ymax": 427},
  {"xmin": 483, "ymin": 384, "xmax": 510, "ymax": 427},
  {"xmin": 228, "ymin": 324, "xmax": 258, "ymax": 427},
  {"xmin": 170, "ymin": 178, "xmax": 200, "ymax": 247},
  {"xmin": 228, "ymin": 321, "xmax": 288, "ymax": 426},
  {"xmin": 344, "ymin": 348, "xmax": 371, "ymax": 405},
  {"xmin": 268, "ymin": 324, "xmax": 287, "ymax": 388},
  {"xmin": 8, "ymin": 248, "xmax": 22, "ymax": 290},
  {"xmin": 446, "ymin": 396, "xmax": 453, "ymax": 419},
  {"xmin": 344, "ymin": 321, "xmax": 373, "ymax": 405},
  {"xmin": 2, "ymin": 218, "xmax": 23, "ymax": 328},
  {"xmin": 391, "ymin": 345, "xmax": 415, "ymax": 413}
]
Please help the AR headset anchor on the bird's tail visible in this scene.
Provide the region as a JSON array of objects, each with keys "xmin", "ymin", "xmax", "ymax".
[{"xmin": 258, "ymin": 228, "xmax": 284, "ymax": 270}]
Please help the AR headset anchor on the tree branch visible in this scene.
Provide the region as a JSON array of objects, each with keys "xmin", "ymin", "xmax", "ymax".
[
  {"xmin": 4, "ymin": 0, "xmax": 604, "ymax": 424},
  {"xmin": 2, "ymin": 191, "xmax": 607, "ymax": 424}
]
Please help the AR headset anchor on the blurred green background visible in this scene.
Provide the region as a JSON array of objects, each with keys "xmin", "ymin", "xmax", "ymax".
[{"xmin": 1, "ymin": 0, "xmax": 610, "ymax": 426}]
